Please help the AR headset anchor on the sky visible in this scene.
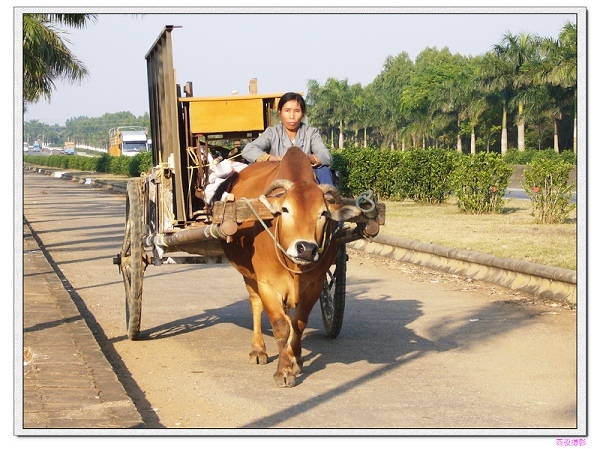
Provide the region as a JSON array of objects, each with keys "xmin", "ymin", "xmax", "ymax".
[{"xmin": 18, "ymin": 6, "xmax": 580, "ymax": 127}]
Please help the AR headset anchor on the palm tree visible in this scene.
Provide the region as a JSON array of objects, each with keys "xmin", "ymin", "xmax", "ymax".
[
  {"xmin": 477, "ymin": 51, "xmax": 514, "ymax": 155},
  {"xmin": 23, "ymin": 13, "xmax": 98, "ymax": 111},
  {"xmin": 322, "ymin": 78, "xmax": 353, "ymax": 149},
  {"xmin": 513, "ymin": 85, "xmax": 560, "ymax": 150},
  {"xmin": 497, "ymin": 33, "xmax": 538, "ymax": 152},
  {"xmin": 346, "ymin": 82, "xmax": 365, "ymax": 146},
  {"xmin": 536, "ymin": 22, "xmax": 577, "ymax": 154},
  {"xmin": 355, "ymin": 85, "xmax": 379, "ymax": 147},
  {"xmin": 306, "ymin": 79, "xmax": 329, "ymax": 134},
  {"xmin": 478, "ymin": 33, "xmax": 538, "ymax": 154},
  {"xmin": 436, "ymin": 58, "xmax": 478, "ymax": 153},
  {"xmin": 464, "ymin": 93, "xmax": 490, "ymax": 154}
]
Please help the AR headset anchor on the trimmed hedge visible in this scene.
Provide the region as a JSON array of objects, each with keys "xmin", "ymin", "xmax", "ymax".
[
  {"xmin": 24, "ymin": 151, "xmax": 153, "ymax": 177},
  {"xmin": 332, "ymin": 146, "xmax": 457, "ymax": 204},
  {"xmin": 25, "ymin": 147, "xmax": 576, "ymax": 221}
]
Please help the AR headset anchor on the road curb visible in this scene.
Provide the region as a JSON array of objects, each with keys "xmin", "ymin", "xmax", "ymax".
[
  {"xmin": 25, "ymin": 166, "xmax": 129, "ymax": 194},
  {"xmin": 349, "ymin": 236, "xmax": 576, "ymax": 306}
]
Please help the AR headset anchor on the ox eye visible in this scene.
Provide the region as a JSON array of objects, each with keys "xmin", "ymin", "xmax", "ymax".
[{"xmin": 282, "ymin": 206, "xmax": 290, "ymax": 214}]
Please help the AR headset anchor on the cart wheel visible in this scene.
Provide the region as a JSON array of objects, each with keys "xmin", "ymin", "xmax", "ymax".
[
  {"xmin": 319, "ymin": 243, "xmax": 347, "ymax": 338},
  {"xmin": 120, "ymin": 179, "xmax": 147, "ymax": 340}
]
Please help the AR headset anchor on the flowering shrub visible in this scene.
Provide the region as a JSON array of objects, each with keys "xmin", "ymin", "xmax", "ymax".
[
  {"xmin": 450, "ymin": 152, "xmax": 513, "ymax": 214},
  {"xmin": 522, "ymin": 157, "xmax": 576, "ymax": 224}
]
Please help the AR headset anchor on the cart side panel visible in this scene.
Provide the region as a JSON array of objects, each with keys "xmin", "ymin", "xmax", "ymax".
[
  {"xmin": 187, "ymin": 98, "xmax": 266, "ymax": 134},
  {"xmin": 145, "ymin": 25, "xmax": 186, "ymax": 224}
]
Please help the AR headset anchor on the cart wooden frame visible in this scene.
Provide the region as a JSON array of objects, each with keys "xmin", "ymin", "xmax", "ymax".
[{"xmin": 114, "ymin": 26, "xmax": 385, "ymax": 340}]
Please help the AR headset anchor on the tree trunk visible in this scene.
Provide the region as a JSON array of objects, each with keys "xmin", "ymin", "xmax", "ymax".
[
  {"xmin": 518, "ymin": 102, "xmax": 525, "ymax": 151},
  {"xmin": 338, "ymin": 120, "xmax": 344, "ymax": 149},
  {"xmin": 501, "ymin": 106, "xmax": 508, "ymax": 155},
  {"xmin": 573, "ymin": 115, "xmax": 577, "ymax": 155},
  {"xmin": 554, "ymin": 120, "xmax": 560, "ymax": 153},
  {"xmin": 363, "ymin": 128, "xmax": 367, "ymax": 147},
  {"xmin": 456, "ymin": 118, "xmax": 462, "ymax": 153},
  {"xmin": 471, "ymin": 132, "xmax": 476, "ymax": 154}
]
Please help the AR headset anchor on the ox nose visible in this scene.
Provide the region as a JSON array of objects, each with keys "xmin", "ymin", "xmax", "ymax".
[{"xmin": 295, "ymin": 241, "xmax": 319, "ymax": 261}]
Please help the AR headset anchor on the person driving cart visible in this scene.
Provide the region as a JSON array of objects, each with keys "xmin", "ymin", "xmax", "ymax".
[{"xmin": 241, "ymin": 91, "xmax": 334, "ymax": 185}]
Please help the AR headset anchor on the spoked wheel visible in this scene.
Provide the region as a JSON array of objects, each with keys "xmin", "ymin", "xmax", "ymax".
[
  {"xmin": 120, "ymin": 179, "xmax": 147, "ymax": 340},
  {"xmin": 319, "ymin": 243, "xmax": 347, "ymax": 338}
]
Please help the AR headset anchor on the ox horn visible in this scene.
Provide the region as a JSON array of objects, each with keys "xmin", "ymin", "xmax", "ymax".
[
  {"xmin": 264, "ymin": 179, "xmax": 293, "ymax": 197},
  {"xmin": 319, "ymin": 184, "xmax": 341, "ymax": 203}
]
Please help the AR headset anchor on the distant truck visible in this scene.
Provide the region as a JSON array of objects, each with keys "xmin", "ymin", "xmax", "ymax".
[
  {"xmin": 108, "ymin": 127, "xmax": 150, "ymax": 157},
  {"xmin": 63, "ymin": 141, "xmax": 76, "ymax": 155},
  {"xmin": 32, "ymin": 141, "xmax": 41, "ymax": 152}
]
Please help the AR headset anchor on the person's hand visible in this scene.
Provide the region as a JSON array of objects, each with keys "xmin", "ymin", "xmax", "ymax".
[
  {"xmin": 256, "ymin": 154, "xmax": 281, "ymax": 162},
  {"xmin": 308, "ymin": 154, "xmax": 321, "ymax": 167}
]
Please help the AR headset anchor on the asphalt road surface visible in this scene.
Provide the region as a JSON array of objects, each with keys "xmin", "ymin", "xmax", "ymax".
[{"xmin": 21, "ymin": 170, "xmax": 581, "ymax": 436}]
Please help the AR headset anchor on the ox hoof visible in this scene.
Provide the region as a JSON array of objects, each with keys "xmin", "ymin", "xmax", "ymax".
[
  {"xmin": 249, "ymin": 350, "xmax": 268, "ymax": 365},
  {"xmin": 292, "ymin": 360, "xmax": 303, "ymax": 375},
  {"xmin": 273, "ymin": 371, "xmax": 296, "ymax": 388}
]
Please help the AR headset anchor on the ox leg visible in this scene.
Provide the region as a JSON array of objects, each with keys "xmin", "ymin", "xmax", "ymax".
[
  {"xmin": 270, "ymin": 313, "xmax": 298, "ymax": 388},
  {"xmin": 244, "ymin": 279, "xmax": 268, "ymax": 365},
  {"xmin": 289, "ymin": 285, "xmax": 322, "ymax": 375},
  {"xmin": 289, "ymin": 316, "xmax": 306, "ymax": 374},
  {"xmin": 257, "ymin": 283, "xmax": 303, "ymax": 387}
]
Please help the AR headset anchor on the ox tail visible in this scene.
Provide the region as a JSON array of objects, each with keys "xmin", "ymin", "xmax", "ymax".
[{"xmin": 209, "ymin": 170, "xmax": 240, "ymax": 208}]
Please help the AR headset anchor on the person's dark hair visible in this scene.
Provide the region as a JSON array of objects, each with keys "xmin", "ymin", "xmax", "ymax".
[{"xmin": 278, "ymin": 92, "xmax": 306, "ymax": 114}]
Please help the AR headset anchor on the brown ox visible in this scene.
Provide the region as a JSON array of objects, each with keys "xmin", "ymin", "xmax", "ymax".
[{"xmin": 219, "ymin": 146, "xmax": 362, "ymax": 387}]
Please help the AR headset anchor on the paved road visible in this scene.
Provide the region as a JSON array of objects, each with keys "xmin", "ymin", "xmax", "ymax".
[{"xmin": 19, "ymin": 170, "xmax": 582, "ymax": 437}]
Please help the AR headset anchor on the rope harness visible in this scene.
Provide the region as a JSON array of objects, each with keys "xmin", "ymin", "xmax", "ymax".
[{"xmin": 241, "ymin": 197, "xmax": 333, "ymax": 275}]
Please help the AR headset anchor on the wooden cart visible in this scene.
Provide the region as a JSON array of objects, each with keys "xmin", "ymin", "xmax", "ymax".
[{"xmin": 114, "ymin": 26, "xmax": 385, "ymax": 340}]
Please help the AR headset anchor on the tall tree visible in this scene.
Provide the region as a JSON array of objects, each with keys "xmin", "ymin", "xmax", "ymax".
[
  {"xmin": 322, "ymin": 78, "xmax": 353, "ymax": 149},
  {"xmin": 495, "ymin": 33, "xmax": 538, "ymax": 152},
  {"xmin": 344, "ymin": 82, "xmax": 367, "ymax": 146},
  {"xmin": 306, "ymin": 79, "xmax": 335, "ymax": 146},
  {"xmin": 477, "ymin": 50, "xmax": 515, "ymax": 155},
  {"xmin": 436, "ymin": 56, "xmax": 479, "ymax": 153},
  {"xmin": 400, "ymin": 47, "xmax": 461, "ymax": 150},
  {"xmin": 369, "ymin": 52, "xmax": 413, "ymax": 149},
  {"xmin": 536, "ymin": 22, "xmax": 577, "ymax": 154},
  {"xmin": 23, "ymin": 13, "xmax": 97, "ymax": 111},
  {"xmin": 513, "ymin": 85, "xmax": 559, "ymax": 150}
]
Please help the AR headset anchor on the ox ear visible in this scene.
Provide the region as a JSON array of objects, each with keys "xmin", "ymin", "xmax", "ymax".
[{"xmin": 329, "ymin": 204, "xmax": 363, "ymax": 222}]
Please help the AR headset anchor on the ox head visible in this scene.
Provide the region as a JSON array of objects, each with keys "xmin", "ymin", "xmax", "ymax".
[{"xmin": 259, "ymin": 179, "xmax": 362, "ymax": 265}]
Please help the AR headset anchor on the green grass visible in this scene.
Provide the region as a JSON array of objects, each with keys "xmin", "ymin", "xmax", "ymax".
[{"xmin": 379, "ymin": 197, "xmax": 577, "ymax": 271}]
